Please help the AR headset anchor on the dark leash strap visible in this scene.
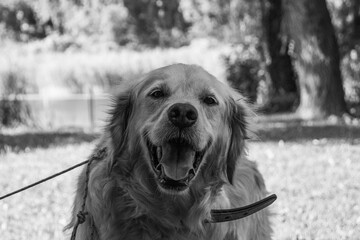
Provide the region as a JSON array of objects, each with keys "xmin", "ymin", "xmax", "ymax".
[
  {"xmin": 208, "ymin": 194, "xmax": 277, "ymax": 223},
  {"xmin": 70, "ymin": 147, "xmax": 107, "ymax": 240},
  {"xmin": 0, "ymin": 160, "xmax": 90, "ymax": 200}
]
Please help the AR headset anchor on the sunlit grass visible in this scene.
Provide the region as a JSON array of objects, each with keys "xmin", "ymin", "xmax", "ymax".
[
  {"xmin": 250, "ymin": 141, "xmax": 360, "ymax": 240},
  {"xmin": 0, "ymin": 143, "xmax": 92, "ymax": 240},
  {"xmin": 0, "ymin": 132, "xmax": 359, "ymax": 239}
]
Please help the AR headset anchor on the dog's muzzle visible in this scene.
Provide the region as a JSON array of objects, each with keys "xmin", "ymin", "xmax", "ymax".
[{"xmin": 146, "ymin": 137, "xmax": 207, "ymax": 192}]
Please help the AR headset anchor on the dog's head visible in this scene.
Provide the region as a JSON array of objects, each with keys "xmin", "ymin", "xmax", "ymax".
[{"xmin": 109, "ymin": 64, "xmax": 250, "ymax": 195}]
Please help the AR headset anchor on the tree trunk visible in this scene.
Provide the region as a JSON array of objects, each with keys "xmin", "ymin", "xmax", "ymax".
[
  {"xmin": 259, "ymin": 0, "xmax": 298, "ymax": 112},
  {"xmin": 283, "ymin": 0, "xmax": 347, "ymax": 119},
  {"xmin": 262, "ymin": 0, "xmax": 297, "ymax": 96}
]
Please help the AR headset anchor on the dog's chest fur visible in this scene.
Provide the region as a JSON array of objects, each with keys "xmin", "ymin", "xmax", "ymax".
[
  {"xmin": 103, "ymin": 209, "xmax": 242, "ymax": 240},
  {"xmin": 97, "ymin": 181, "xmax": 242, "ymax": 240}
]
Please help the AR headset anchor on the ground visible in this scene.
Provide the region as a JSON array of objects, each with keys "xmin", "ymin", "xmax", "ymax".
[{"xmin": 0, "ymin": 121, "xmax": 360, "ymax": 240}]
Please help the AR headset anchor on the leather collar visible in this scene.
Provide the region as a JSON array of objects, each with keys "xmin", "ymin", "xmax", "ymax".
[{"xmin": 207, "ymin": 194, "xmax": 277, "ymax": 223}]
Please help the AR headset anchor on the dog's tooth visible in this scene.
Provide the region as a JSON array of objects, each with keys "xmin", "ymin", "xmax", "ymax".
[
  {"xmin": 189, "ymin": 169, "xmax": 195, "ymax": 178},
  {"xmin": 159, "ymin": 166, "xmax": 165, "ymax": 178},
  {"xmin": 184, "ymin": 179, "xmax": 189, "ymax": 185},
  {"xmin": 156, "ymin": 163, "xmax": 161, "ymax": 171},
  {"xmin": 157, "ymin": 147, "xmax": 162, "ymax": 160}
]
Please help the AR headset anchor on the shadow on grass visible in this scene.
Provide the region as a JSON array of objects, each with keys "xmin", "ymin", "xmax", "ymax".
[
  {"xmin": 0, "ymin": 131, "xmax": 100, "ymax": 153},
  {"xmin": 252, "ymin": 113, "xmax": 360, "ymax": 142},
  {"xmin": 1, "ymin": 121, "xmax": 360, "ymax": 153},
  {"xmin": 256, "ymin": 124, "xmax": 360, "ymax": 142}
]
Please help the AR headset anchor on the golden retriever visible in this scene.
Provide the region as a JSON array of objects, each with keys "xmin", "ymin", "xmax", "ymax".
[{"xmin": 67, "ymin": 64, "xmax": 272, "ymax": 240}]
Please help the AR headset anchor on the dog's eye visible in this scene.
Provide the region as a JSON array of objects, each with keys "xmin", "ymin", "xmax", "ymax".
[
  {"xmin": 203, "ymin": 96, "xmax": 218, "ymax": 105},
  {"xmin": 149, "ymin": 89, "xmax": 165, "ymax": 99}
]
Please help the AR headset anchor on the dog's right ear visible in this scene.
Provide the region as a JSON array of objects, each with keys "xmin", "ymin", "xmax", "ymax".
[{"xmin": 108, "ymin": 85, "xmax": 134, "ymax": 162}]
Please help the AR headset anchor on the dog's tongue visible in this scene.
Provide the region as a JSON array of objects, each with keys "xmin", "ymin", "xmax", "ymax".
[{"xmin": 160, "ymin": 143, "xmax": 195, "ymax": 180}]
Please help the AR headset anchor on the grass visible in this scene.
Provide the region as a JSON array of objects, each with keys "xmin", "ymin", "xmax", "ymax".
[
  {"xmin": 251, "ymin": 142, "xmax": 360, "ymax": 239},
  {"xmin": 0, "ymin": 123, "xmax": 360, "ymax": 240},
  {"xmin": 0, "ymin": 143, "xmax": 93, "ymax": 240}
]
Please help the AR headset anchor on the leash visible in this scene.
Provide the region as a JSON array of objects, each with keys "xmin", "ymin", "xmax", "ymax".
[
  {"xmin": 70, "ymin": 147, "xmax": 106, "ymax": 240},
  {"xmin": 0, "ymin": 160, "xmax": 89, "ymax": 201},
  {"xmin": 70, "ymin": 157, "xmax": 93, "ymax": 240}
]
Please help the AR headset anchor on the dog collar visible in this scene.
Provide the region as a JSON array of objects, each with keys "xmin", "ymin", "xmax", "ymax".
[{"xmin": 207, "ymin": 194, "xmax": 277, "ymax": 223}]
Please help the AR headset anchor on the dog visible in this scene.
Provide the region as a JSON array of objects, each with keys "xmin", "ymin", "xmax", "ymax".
[{"xmin": 67, "ymin": 64, "xmax": 272, "ymax": 240}]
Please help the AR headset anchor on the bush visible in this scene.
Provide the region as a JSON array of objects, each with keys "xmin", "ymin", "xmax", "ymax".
[
  {"xmin": 0, "ymin": 1, "xmax": 46, "ymax": 41},
  {"xmin": 0, "ymin": 67, "xmax": 32, "ymax": 127},
  {"xmin": 100, "ymin": 4, "xmax": 136, "ymax": 47},
  {"xmin": 342, "ymin": 48, "xmax": 360, "ymax": 103},
  {"xmin": 223, "ymin": 44, "xmax": 264, "ymax": 103},
  {"xmin": 0, "ymin": 40, "xmax": 227, "ymax": 96}
]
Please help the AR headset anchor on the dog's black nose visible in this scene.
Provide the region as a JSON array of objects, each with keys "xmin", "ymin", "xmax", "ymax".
[{"xmin": 168, "ymin": 103, "xmax": 198, "ymax": 128}]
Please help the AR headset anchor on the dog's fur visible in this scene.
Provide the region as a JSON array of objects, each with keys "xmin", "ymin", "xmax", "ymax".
[{"xmin": 67, "ymin": 64, "xmax": 272, "ymax": 240}]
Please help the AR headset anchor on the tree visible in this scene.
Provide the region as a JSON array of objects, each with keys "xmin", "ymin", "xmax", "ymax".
[
  {"xmin": 282, "ymin": 0, "xmax": 347, "ymax": 119},
  {"xmin": 123, "ymin": 0, "xmax": 189, "ymax": 47},
  {"xmin": 260, "ymin": 0, "xmax": 297, "ymax": 110},
  {"xmin": 328, "ymin": 0, "xmax": 360, "ymax": 57}
]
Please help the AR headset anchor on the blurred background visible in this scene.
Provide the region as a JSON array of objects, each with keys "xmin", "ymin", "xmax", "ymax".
[{"xmin": 0, "ymin": 0, "xmax": 359, "ymax": 239}]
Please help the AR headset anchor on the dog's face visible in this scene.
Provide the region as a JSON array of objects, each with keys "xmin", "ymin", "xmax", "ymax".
[{"xmin": 110, "ymin": 64, "xmax": 249, "ymax": 195}]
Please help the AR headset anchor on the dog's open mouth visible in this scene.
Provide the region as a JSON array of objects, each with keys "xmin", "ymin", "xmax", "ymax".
[{"xmin": 146, "ymin": 138, "xmax": 206, "ymax": 192}]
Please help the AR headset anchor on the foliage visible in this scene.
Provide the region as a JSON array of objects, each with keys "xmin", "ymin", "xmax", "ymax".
[
  {"xmin": 0, "ymin": 0, "xmax": 359, "ymax": 118},
  {"xmin": 0, "ymin": 67, "xmax": 33, "ymax": 127},
  {"xmin": 0, "ymin": 0, "xmax": 191, "ymax": 48},
  {"xmin": 0, "ymin": 1, "xmax": 46, "ymax": 41},
  {"xmin": 324, "ymin": 0, "xmax": 360, "ymax": 104},
  {"xmin": 181, "ymin": 0, "xmax": 262, "ymax": 43},
  {"xmin": 328, "ymin": 0, "xmax": 360, "ymax": 57},
  {"xmin": 0, "ymin": 40, "xmax": 228, "ymax": 95},
  {"xmin": 327, "ymin": 0, "xmax": 360, "ymax": 103},
  {"xmin": 342, "ymin": 48, "xmax": 360, "ymax": 103},
  {"xmin": 327, "ymin": 0, "xmax": 360, "ymax": 104},
  {"xmin": 122, "ymin": 0, "xmax": 190, "ymax": 47},
  {"xmin": 223, "ymin": 43, "xmax": 264, "ymax": 103},
  {"xmin": 100, "ymin": 4, "xmax": 136, "ymax": 46}
]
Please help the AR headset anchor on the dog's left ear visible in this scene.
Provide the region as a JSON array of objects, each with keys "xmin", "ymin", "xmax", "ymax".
[{"xmin": 226, "ymin": 94, "xmax": 252, "ymax": 184}]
